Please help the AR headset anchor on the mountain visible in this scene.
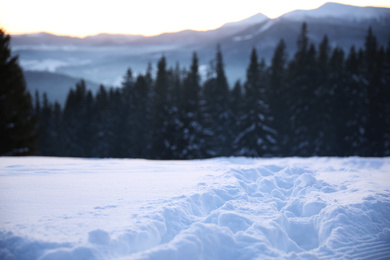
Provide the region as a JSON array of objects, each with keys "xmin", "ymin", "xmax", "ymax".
[
  {"xmin": 24, "ymin": 71, "xmax": 100, "ymax": 105},
  {"xmin": 221, "ymin": 13, "xmax": 270, "ymax": 29},
  {"xmin": 10, "ymin": 2, "xmax": 390, "ymax": 100},
  {"xmin": 214, "ymin": 3, "xmax": 390, "ymax": 80},
  {"xmin": 282, "ymin": 2, "xmax": 390, "ymax": 21},
  {"xmin": 82, "ymin": 33, "xmax": 145, "ymax": 45}
]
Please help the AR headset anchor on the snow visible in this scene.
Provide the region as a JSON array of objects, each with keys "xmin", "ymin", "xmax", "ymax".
[
  {"xmin": 282, "ymin": 2, "xmax": 390, "ymax": 22},
  {"xmin": 1, "ymin": 156, "xmax": 390, "ymax": 259},
  {"xmin": 233, "ymin": 20, "xmax": 275, "ymax": 42},
  {"xmin": 223, "ymin": 13, "xmax": 269, "ymax": 29}
]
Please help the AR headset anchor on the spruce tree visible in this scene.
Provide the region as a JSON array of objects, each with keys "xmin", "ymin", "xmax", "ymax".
[
  {"xmin": 93, "ymin": 85, "xmax": 112, "ymax": 157},
  {"xmin": 132, "ymin": 75, "xmax": 152, "ymax": 158},
  {"xmin": 165, "ymin": 63, "xmax": 183, "ymax": 159},
  {"xmin": 235, "ymin": 48, "xmax": 275, "ymax": 157},
  {"xmin": 62, "ymin": 80, "xmax": 94, "ymax": 157},
  {"xmin": 150, "ymin": 56, "xmax": 179, "ymax": 159},
  {"xmin": 315, "ymin": 35, "xmax": 332, "ymax": 155},
  {"xmin": 151, "ymin": 56, "xmax": 168, "ymax": 158},
  {"xmin": 230, "ymin": 80, "xmax": 243, "ymax": 154},
  {"xmin": 362, "ymin": 27, "xmax": 386, "ymax": 156},
  {"xmin": 345, "ymin": 45, "xmax": 367, "ymax": 155},
  {"xmin": 327, "ymin": 47, "xmax": 349, "ymax": 156},
  {"xmin": 35, "ymin": 93, "xmax": 63, "ymax": 157},
  {"xmin": 38, "ymin": 93, "xmax": 54, "ymax": 155},
  {"xmin": 269, "ymin": 39, "xmax": 288, "ymax": 156},
  {"xmin": 287, "ymin": 23, "xmax": 318, "ymax": 156},
  {"xmin": 180, "ymin": 52, "xmax": 203, "ymax": 158},
  {"xmin": 107, "ymin": 88, "xmax": 124, "ymax": 157},
  {"xmin": 384, "ymin": 40, "xmax": 390, "ymax": 155},
  {"xmin": 202, "ymin": 45, "xmax": 233, "ymax": 156},
  {"xmin": 0, "ymin": 29, "xmax": 38, "ymax": 156},
  {"xmin": 120, "ymin": 69, "xmax": 136, "ymax": 157}
]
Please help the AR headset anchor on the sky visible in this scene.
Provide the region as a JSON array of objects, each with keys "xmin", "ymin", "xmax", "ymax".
[{"xmin": 1, "ymin": 0, "xmax": 390, "ymax": 37}]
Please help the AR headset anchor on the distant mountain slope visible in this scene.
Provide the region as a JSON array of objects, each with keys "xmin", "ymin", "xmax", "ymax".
[
  {"xmin": 24, "ymin": 71, "xmax": 100, "ymax": 105},
  {"xmin": 218, "ymin": 3, "xmax": 390, "ymax": 79},
  {"xmin": 282, "ymin": 2, "xmax": 390, "ymax": 21},
  {"xmin": 11, "ymin": 2, "xmax": 390, "ymax": 97}
]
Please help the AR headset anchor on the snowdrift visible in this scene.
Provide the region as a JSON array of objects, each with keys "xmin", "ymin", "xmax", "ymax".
[{"xmin": 1, "ymin": 157, "xmax": 389, "ymax": 259}]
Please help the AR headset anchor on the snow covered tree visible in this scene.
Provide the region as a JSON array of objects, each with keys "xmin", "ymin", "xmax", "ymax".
[
  {"xmin": 131, "ymin": 74, "xmax": 152, "ymax": 158},
  {"xmin": 179, "ymin": 52, "xmax": 204, "ymax": 158},
  {"xmin": 107, "ymin": 88, "xmax": 125, "ymax": 157},
  {"xmin": 150, "ymin": 56, "xmax": 181, "ymax": 159},
  {"xmin": 325, "ymin": 47, "xmax": 349, "ymax": 156},
  {"xmin": 202, "ymin": 45, "xmax": 234, "ymax": 157},
  {"xmin": 165, "ymin": 63, "xmax": 183, "ymax": 159},
  {"xmin": 26, "ymin": 24, "xmax": 390, "ymax": 158},
  {"xmin": 92, "ymin": 85, "xmax": 114, "ymax": 157},
  {"xmin": 286, "ymin": 23, "xmax": 318, "ymax": 156},
  {"xmin": 37, "ymin": 93, "xmax": 63, "ymax": 156},
  {"xmin": 62, "ymin": 80, "xmax": 94, "ymax": 157},
  {"xmin": 119, "ymin": 69, "xmax": 137, "ymax": 157},
  {"xmin": 268, "ymin": 39, "xmax": 288, "ymax": 156},
  {"xmin": 0, "ymin": 29, "xmax": 38, "ymax": 156},
  {"xmin": 235, "ymin": 48, "xmax": 276, "ymax": 157},
  {"xmin": 312, "ymin": 35, "xmax": 336, "ymax": 156},
  {"xmin": 230, "ymin": 80, "xmax": 243, "ymax": 153},
  {"xmin": 343, "ymin": 45, "xmax": 367, "ymax": 155},
  {"xmin": 361, "ymin": 27, "xmax": 387, "ymax": 156},
  {"xmin": 384, "ymin": 40, "xmax": 390, "ymax": 155},
  {"xmin": 150, "ymin": 56, "xmax": 169, "ymax": 158}
]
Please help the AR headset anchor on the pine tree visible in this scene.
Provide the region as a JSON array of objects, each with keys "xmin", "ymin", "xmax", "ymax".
[
  {"xmin": 269, "ymin": 39, "xmax": 288, "ymax": 156},
  {"xmin": 165, "ymin": 63, "xmax": 183, "ymax": 159},
  {"xmin": 230, "ymin": 80, "xmax": 243, "ymax": 154},
  {"xmin": 36, "ymin": 93, "xmax": 63, "ymax": 157},
  {"xmin": 150, "ymin": 56, "xmax": 179, "ymax": 159},
  {"xmin": 38, "ymin": 93, "xmax": 54, "ymax": 155},
  {"xmin": 34, "ymin": 91, "xmax": 41, "ymax": 116},
  {"xmin": 202, "ymin": 45, "xmax": 233, "ymax": 156},
  {"xmin": 129, "ymin": 75, "xmax": 151, "ymax": 158},
  {"xmin": 120, "ymin": 69, "xmax": 137, "ymax": 157},
  {"xmin": 383, "ymin": 39, "xmax": 390, "ymax": 156},
  {"xmin": 107, "ymin": 87, "xmax": 124, "ymax": 157},
  {"xmin": 287, "ymin": 23, "xmax": 318, "ymax": 156},
  {"xmin": 51, "ymin": 101, "xmax": 63, "ymax": 156},
  {"xmin": 93, "ymin": 85, "xmax": 112, "ymax": 157},
  {"xmin": 0, "ymin": 29, "xmax": 38, "ymax": 156},
  {"xmin": 62, "ymin": 80, "xmax": 94, "ymax": 157},
  {"xmin": 344, "ymin": 45, "xmax": 367, "ymax": 155},
  {"xmin": 235, "ymin": 48, "xmax": 275, "ymax": 157},
  {"xmin": 327, "ymin": 47, "xmax": 349, "ymax": 156},
  {"xmin": 362, "ymin": 27, "xmax": 386, "ymax": 156},
  {"xmin": 121, "ymin": 63, "xmax": 154, "ymax": 158},
  {"xmin": 384, "ymin": 40, "xmax": 390, "ymax": 155},
  {"xmin": 180, "ymin": 52, "xmax": 203, "ymax": 158},
  {"xmin": 315, "ymin": 35, "xmax": 332, "ymax": 155}
]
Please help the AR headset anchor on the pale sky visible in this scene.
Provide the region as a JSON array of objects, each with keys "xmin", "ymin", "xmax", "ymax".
[{"xmin": 0, "ymin": 0, "xmax": 389, "ymax": 37}]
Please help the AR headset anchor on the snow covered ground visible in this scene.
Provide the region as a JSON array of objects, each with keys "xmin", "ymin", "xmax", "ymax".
[{"xmin": 1, "ymin": 156, "xmax": 389, "ymax": 260}]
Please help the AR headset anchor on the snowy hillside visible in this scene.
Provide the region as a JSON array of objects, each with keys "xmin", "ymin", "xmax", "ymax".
[
  {"xmin": 1, "ymin": 157, "xmax": 390, "ymax": 259},
  {"xmin": 222, "ymin": 13, "xmax": 269, "ymax": 28},
  {"xmin": 281, "ymin": 2, "xmax": 390, "ymax": 21}
]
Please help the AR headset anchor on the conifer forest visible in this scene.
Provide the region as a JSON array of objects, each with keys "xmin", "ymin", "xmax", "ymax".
[{"xmin": 31, "ymin": 23, "xmax": 390, "ymax": 159}]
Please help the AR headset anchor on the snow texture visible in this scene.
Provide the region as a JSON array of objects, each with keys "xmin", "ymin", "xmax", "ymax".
[{"xmin": 1, "ymin": 157, "xmax": 389, "ymax": 259}]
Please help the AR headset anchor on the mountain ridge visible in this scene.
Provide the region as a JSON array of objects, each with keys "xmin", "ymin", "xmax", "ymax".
[
  {"xmin": 10, "ymin": 2, "xmax": 390, "ymax": 44},
  {"xmin": 281, "ymin": 2, "xmax": 390, "ymax": 21},
  {"xmin": 8, "ymin": 2, "xmax": 390, "ymax": 104}
]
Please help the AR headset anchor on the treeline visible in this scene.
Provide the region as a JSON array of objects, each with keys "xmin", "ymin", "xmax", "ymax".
[{"xmin": 35, "ymin": 23, "xmax": 390, "ymax": 159}]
